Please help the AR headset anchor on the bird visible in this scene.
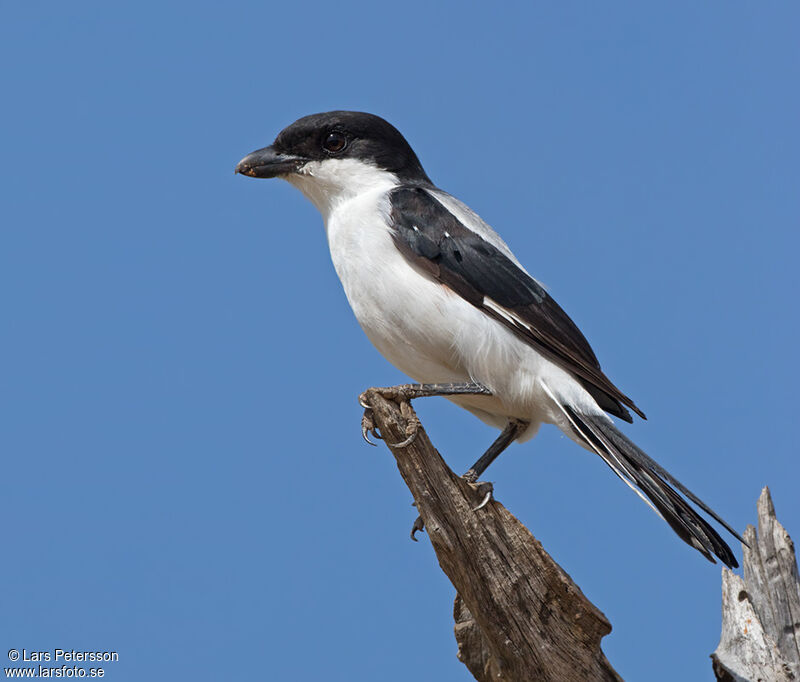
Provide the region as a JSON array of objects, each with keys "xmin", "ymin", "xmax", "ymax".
[{"xmin": 235, "ymin": 110, "xmax": 742, "ymax": 568}]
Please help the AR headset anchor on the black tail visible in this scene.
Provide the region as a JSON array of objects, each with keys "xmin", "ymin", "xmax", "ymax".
[{"xmin": 562, "ymin": 406, "xmax": 742, "ymax": 568}]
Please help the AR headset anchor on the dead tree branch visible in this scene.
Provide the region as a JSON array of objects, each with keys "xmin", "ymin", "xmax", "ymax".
[
  {"xmin": 712, "ymin": 487, "xmax": 800, "ymax": 681},
  {"xmin": 360, "ymin": 388, "xmax": 621, "ymax": 682}
]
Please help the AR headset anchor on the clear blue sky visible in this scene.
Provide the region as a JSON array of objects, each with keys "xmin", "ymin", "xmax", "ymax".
[{"xmin": 2, "ymin": 2, "xmax": 798, "ymax": 680}]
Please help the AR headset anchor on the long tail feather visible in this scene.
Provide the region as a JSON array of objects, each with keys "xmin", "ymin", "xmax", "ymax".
[{"xmin": 559, "ymin": 404, "xmax": 740, "ymax": 568}]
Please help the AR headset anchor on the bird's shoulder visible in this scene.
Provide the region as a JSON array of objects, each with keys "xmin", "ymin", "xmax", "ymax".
[{"xmin": 388, "ymin": 185, "xmax": 524, "ymax": 268}]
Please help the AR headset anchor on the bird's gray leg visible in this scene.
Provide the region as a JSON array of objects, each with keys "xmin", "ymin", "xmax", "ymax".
[
  {"xmin": 410, "ymin": 418, "xmax": 529, "ymax": 540},
  {"xmin": 359, "ymin": 382, "xmax": 491, "ymax": 447},
  {"xmin": 463, "ymin": 418, "xmax": 529, "ymax": 482}
]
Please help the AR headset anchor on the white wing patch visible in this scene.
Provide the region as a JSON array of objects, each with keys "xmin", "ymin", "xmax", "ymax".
[{"xmin": 483, "ymin": 297, "xmax": 532, "ymax": 331}]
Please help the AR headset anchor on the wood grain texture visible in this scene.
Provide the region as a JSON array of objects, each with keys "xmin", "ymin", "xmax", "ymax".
[
  {"xmin": 712, "ymin": 487, "xmax": 800, "ymax": 681},
  {"xmin": 360, "ymin": 388, "xmax": 621, "ymax": 682}
]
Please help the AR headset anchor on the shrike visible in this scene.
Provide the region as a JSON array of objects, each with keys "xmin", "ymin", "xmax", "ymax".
[{"xmin": 236, "ymin": 111, "xmax": 741, "ymax": 567}]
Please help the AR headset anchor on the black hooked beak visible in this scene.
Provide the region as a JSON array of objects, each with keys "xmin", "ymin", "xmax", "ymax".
[{"xmin": 234, "ymin": 146, "xmax": 305, "ymax": 178}]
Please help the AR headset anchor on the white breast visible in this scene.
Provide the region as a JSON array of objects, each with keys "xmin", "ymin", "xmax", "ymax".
[{"xmin": 325, "ymin": 187, "xmax": 467, "ymax": 383}]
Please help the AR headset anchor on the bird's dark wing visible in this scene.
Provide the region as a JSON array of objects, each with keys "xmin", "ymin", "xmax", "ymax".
[{"xmin": 388, "ymin": 186, "xmax": 645, "ymax": 422}]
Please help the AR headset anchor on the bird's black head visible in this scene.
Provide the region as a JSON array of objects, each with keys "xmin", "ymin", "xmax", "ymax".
[{"xmin": 235, "ymin": 111, "xmax": 431, "ymax": 185}]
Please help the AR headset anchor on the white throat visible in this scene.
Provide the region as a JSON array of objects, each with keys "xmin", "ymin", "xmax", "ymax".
[{"xmin": 284, "ymin": 158, "xmax": 399, "ymax": 222}]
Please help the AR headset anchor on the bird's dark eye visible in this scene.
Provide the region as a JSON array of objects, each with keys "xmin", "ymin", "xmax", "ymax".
[{"xmin": 323, "ymin": 131, "xmax": 347, "ymax": 154}]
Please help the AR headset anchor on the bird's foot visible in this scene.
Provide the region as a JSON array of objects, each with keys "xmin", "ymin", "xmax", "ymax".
[
  {"xmin": 359, "ymin": 387, "xmax": 426, "ymax": 448},
  {"xmin": 466, "ymin": 478, "xmax": 494, "ymax": 511},
  {"xmin": 410, "ymin": 513, "xmax": 426, "ymax": 541},
  {"xmin": 462, "ymin": 468, "xmax": 494, "ymax": 509},
  {"xmin": 360, "ymin": 382, "xmax": 489, "ymax": 448}
]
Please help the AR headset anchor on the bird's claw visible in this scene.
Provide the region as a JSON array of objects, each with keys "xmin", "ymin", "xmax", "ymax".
[
  {"xmin": 388, "ymin": 415, "xmax": 419, "ymax": 448},
  {"xmin": 468, "ymin": 480, "xmax": 494, "ymax": 511},
  {"xmin": 410, "ymin": 514, "xmax": 425, "ymax": 541},
  {"xmin": 388, "ymin": 401, "xmax": 421, "ymax": 448},
  {"xmin": 474, "ymin": 489, "xmax": 493, "ymax": 511},
  {"xmin": 361, "ymin": 407, "xmax": 382, "ymax": 446}
]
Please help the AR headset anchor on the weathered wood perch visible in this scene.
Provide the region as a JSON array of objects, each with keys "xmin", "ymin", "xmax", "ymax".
[
  {"xmin": 712, "ymin": 487, "xmax": 800, "ymax": 681},
  {"xmin": 360, "ymin": 388, "xmax": 621, "ymax": 682}
]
